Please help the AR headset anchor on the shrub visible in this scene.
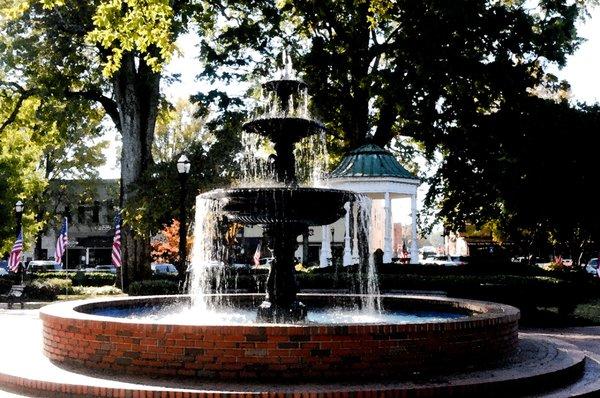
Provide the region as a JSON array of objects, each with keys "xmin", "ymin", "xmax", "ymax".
[
  {"xmin": 128, "ymin": 280, "xmax": 180, "ymax": 296},
  {"xmin": 71, "ymin": 272, "xmax": 116, "ymax": 287},
  {"xmin": 0, "ymin": 276, "xmax": 19, "ymax": 294},
  {"xmin": 24, "ymin": 278, "xmax": 74, "ymax": 300},
  {"xmin": 72, "ymin": 286, "xmax": 123, "ymax": 296},
  {"xmin": 32, "ymin": 271, "xmax": 116, "ymax": 287}
]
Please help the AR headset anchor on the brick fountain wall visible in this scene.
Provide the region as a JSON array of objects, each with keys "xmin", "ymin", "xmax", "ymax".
[{"xmin": 40, "ymin": 295, "xmax": 519, "ymax": 381}]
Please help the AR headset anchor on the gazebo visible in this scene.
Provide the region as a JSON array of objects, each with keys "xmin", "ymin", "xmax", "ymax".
[{"xmin": 324, "ymin": 144, "xmax": 420, "ymax": 265}]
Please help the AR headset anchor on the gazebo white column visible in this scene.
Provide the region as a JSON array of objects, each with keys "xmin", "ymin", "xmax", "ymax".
[
  {"xmin": 383, "ymin": 192, "xmax": 393, "ymax": 263},
  {"xmin": 343, "ymin": 202, "xmax": 353, "ymax": 266},
  {"xmin": 319, "ymin": 224, "xmax": 332, "ymax": 267},
  {"xmin": 410, "ymin": 193, "xmax": 419, "ymax": 263},
  {"xmin": 352, "ymin": 205, "xmax": 359, "ymax": 264}
]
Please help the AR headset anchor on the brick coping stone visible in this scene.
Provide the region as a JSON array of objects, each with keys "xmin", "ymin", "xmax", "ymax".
[{"xmin": 39, "ymin": 294, "xmax": 520, "ymax": 382}]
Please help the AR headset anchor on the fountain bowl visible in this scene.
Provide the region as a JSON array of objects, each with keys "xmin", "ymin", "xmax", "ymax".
[
  {"xmin": 243, "ymin": 117, "xmax": 325, "ymax": 143},
  {"xmin": 200, "ymin": 187, "xmax": 354, "ymax": 225},
  {"xmin": 40, "ymin": 294, "xmax": 519, "ymax": 382}
]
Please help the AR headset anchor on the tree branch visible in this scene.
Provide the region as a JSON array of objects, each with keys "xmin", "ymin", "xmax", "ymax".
[
  {"xmin": 65, "ymin": 89, "xmax": 121, "ymax": 132},
  {"xmin": 0, "ymin": 81, "xmax": 34, "ymax": 134}
]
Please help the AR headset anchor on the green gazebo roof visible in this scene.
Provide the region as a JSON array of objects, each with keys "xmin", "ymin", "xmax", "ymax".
[{"xmin": 329, "ymin": 144, "xmax": 418, "ymax": 180}]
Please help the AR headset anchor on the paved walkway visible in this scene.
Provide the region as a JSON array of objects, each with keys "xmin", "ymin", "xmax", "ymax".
[
  {"xmin": 1, "ymin": 307, "xmax": 600, "ymax": 397},
  {"xmin": 521, "ymin": 326, "xmax": 600, "ymax": 356}
]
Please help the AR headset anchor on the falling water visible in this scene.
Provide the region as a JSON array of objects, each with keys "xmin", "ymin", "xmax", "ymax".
[
  {"xmin": 189, "ymin": 197, "xmax": 226, "ymax": 311},
  {"xmin": 354, "ymin": 194, "xmax": 381, "ymax": 313},
  {"xmin": 238, "ymin": 131, "xmax": 279, "ymax": 185},
  {"xmin": 294, "ymin": 131, "xmax": 329, "ymax": 186}
]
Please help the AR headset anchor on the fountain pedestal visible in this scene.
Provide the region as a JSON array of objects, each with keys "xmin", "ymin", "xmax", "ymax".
[{"xmin": 257, "ymin": 223, "xmax": 308, "ymax": 322}]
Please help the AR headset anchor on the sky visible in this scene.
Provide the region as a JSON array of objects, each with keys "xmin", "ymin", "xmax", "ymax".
[{"xmin": 97, "ymin": 7, "xmax": 600, "ymax": 221}]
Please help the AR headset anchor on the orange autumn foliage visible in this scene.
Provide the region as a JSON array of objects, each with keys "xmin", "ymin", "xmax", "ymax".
[{"xmin": 151, "ymin": 219, "xmax": 192, "ymax": 264}]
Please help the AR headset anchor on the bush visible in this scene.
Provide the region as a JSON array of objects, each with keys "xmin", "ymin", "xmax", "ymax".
[
  {"xmin": 128, "ymin": 280, "xmax": 180, "ymax": 296},
  {"xmin": 72, "ymin": 286, "xmax": 123, "ymax": 296},
  {"xmin": 24, "ymin": 278, "xmax": 74, "ymax": 300},
  {"xmin": 32, "ymin": 271, "xmax": 116, "ymax": 287},
  {"xmin": 72, "ymin": 272, "xmax": 116, "ymax": 287},
  {"xmin": 0, "ymin": 276, "xmax": 18, "ymax": 294}
]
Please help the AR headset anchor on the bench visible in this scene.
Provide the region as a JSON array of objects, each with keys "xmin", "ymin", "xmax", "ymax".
[{"xmin": 0, "ymin": 285, "xmax": 26, "ymax": 309}]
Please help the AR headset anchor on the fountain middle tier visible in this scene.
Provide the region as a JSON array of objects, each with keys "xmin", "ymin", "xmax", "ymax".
[
  {"xmin": 200, "ymin": 187, "xmax": 354, "ymax": 226},
  {"xmin": 199, "ymin": 187, "xmax": 355, "ymax": 322},
  {"xmin": 243, "ymin": 117, "xmax": 325, "ymax": 144}
]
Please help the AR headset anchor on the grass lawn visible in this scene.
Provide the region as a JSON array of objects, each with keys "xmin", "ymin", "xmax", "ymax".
[{"xmin": 523, "ymin": 297, "xmax": 600, "ymax": 327}]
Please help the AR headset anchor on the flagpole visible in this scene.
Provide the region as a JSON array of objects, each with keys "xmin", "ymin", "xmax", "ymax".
[{"xmin": 20, "ymin": 228, "xmax": 24, "ymax": 285}]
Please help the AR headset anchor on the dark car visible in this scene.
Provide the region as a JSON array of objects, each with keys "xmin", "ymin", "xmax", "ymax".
[{"xmin": 151, "ymin": 263, "xmax": 178, "ymax": 276}]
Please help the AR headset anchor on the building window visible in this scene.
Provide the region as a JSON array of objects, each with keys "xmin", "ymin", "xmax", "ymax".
[
  {"xmin": 78, "ymin": 205, "xmax": 86, "ymax": 223},
  {"xmin": 105, "ymin": 200, "xmax": 115, "ymax": 222},
  {"xmin": 92, "ymin": 201, "xmax": 100, "ymax": 223}
]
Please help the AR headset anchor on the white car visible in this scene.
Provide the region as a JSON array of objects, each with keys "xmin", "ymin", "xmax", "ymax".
[
  {"xmin": 27, "ymin": 260, "xmax": 62, "ymax": 273},
  {"xmin": 95, "ymin": 264, "xmax": 117, "ymax": 274},
  {"xmin": 426, "ymin": 255, "xmax": 467, "ymax": 266},
  {"xmin": 0, "ymin": 268, "xmax": 8, "ymax": 276},
  {"xmin": 585, "ymin": 258, "xmax": 599, "ymax": 277}
]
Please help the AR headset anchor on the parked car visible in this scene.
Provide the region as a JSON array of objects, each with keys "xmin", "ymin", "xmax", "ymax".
[
  {"xmin": 95, "ymin": 264, "xmax": 117, "ymax": 274},
  {"xmin": 585, "ymin": 258, "xmax": 599, "ymax": 277},
  {"xmin": 27, "ymin": 260, "xmax": 62, "ymax": 273},
  {"xmin": 0, "ymin": 268, "xmax": 8, "ymax": 276},
  {"xmin": 151, "ymin": 263, "xmax": 178, "ymax": 276},
  {"xmin": 561, "ymin": 257, "xmax": 574, "ymax": 267},
  {"xmin": 0, "ymin": 260, "xmax": 8, "ymax": 273},
  {"xmin": 422, "ymin": 255, "xmax": 466, "ymax": 266}
]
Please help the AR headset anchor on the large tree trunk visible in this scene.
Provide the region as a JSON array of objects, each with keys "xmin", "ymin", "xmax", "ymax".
[{"xmin": 113, "ymin": 55, "xmax": 160, "ymax": 289}]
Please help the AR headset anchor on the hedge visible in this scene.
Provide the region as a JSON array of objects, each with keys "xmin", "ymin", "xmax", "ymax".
[
  {"xmin": 128, "ymin": 280, "xmax": 180, "ymax": 296},
  {"xmin": 24, "ymin": 278, "xmax": 74, "ymax": 301},
  {"xmin": 31, "ymin": 271, "xmax": 116, "ymax": 287}
]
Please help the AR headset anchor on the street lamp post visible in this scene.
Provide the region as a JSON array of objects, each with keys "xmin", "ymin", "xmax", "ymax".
[
  {"xmin": 176, "ymin": 154, "xmax": 191, "ymax": 286},
  {"xmin": 14, "ymin": 200, "xmax": 24, "ymax": 283}
]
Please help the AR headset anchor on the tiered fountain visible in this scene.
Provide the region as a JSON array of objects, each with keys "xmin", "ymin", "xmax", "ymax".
[
  {"xmin": 14, "ymin": 54, "xmax": 596, "ymax": 398},
  {"xmin": 200, "ymin": 54, "xmax": 354, "ymax": 322}
]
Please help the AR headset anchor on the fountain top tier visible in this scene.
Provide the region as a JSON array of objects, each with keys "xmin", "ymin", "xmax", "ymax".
[{"xmin": 243, "ymin": 50, "xmax": 326, "ymax": 186}]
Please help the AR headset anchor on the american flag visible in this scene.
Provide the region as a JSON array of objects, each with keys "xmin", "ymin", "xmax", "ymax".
[
  {"xmin": 253, "ymin": 242, "xmax": 261, "ymax": 266},
  {"xmin": 55, "ymin": 217, "xmax": 68, "ymax": 265},
  {"xmin": 111, "ymin": 214, "xmax": 122, "ymax": 268},
  {"xmin": 8, "ymin": 229, "xmax": 23, "ymax": 273}
]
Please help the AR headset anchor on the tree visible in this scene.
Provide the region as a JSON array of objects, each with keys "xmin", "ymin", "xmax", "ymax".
[
  {"xmin": 197, "ymin": 0, "xmax": 595, "ymax": 254},
  {"xmin": 1, "ymin": 18, "xmax": 108, "ymax": 258},
  {"xmin": 1, "ymin": 0, "xmax": 205, "ymax": 287},
  {"xmin": 153, "ymin": 99, "xmax": 207, "ymax": 163},
  {"xmin": 198, "ymin": 0, "xmax": 584, "ymax": 150},
  {"xmin": 424, "ymin": 97, "xmax": 600, "ymax": 258},
  {"xmin": 0, "ymin": 81, "xmax": 46, "ymax": 253}
]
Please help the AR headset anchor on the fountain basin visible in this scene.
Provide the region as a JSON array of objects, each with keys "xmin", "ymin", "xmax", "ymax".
[
  {"xmin": 243, "ymin": 117, "xmax": 325, "ymax": 143},
  {"xmin": 40, "ymin": 294, "xmax": 519, "ymax": 382},
  {"xmin": 200, "ymin": 187, "xmax": 353, "ymax": 225}
]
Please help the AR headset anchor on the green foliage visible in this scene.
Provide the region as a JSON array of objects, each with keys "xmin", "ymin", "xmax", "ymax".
[
  {"xmin": 125, "ymin": 107, "xmax": 242, "ymax": 237},
  {"xmin": 71, "ymin": 285, "xmax": 122, "ymax": 296},
  {"xmin": 152, "ymin": 99, "xmax": 208, "ymax": 163},
  {"xmin": 0, "ymin": 0, "xmax": 203, "ymax": 284},
  {"xmin": 32, "ymin": 271, "xmax": 116, "ymax": 286},
  {"xmin": 198, "ymin": 0, "xmax": 596, "ymax": 254},
  {"xmin": 24, "ymin": 278, "xmax": 73, "ymax": 300},
  {"xmin": 0, "ymin": 276, "xmax": 18, "ymax": 294},
  {"xmin": 1, "ymin": 4, "xmax": 108, "ymax": 253},
  {"xmin": 128, "ymin": 279, "xmax": 180, "ymax": 296}
]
